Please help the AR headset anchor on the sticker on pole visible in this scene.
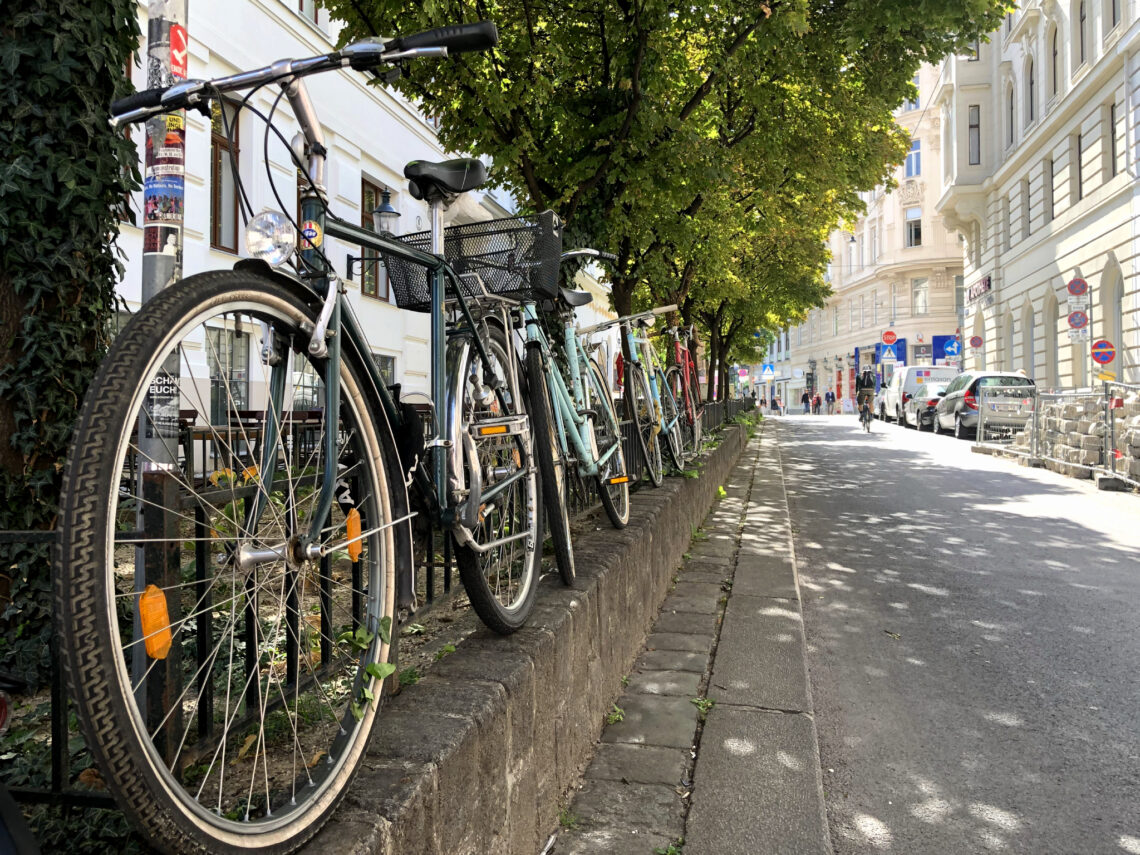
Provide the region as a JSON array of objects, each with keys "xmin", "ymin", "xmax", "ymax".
[
  {"xmin": 882, "ymin": 331, "xmax": 897, "ymax": 345},
  {"xmin": 1067, "ymin": 277, "xmax": 1089, "ymax": 297},
  {"xmin": 170, "ymin": 24, "xmax": 189, "ymax": 79},
  {"xmin": 300, "ymin": 220, "xmax": 323, "ymax": 249},
  {"xmin": 1067, "ymin": 310, "xmax": 1089, "ymax": 330},
  {"xmin": 969, "ymin": 335, "xmax": 983, "ymax": 348},
  {"xmin": 1091, "ymin": 339, "xmax": 1115, "ymax": 365}
]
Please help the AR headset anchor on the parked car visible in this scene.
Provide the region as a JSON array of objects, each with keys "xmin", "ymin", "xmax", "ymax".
[
  {"xmin": 882, "ymin": 365, "xmax": 961, "ymax": 423},
  {"xmin": 902, "ymin": 382, "xmax": 948, "ymax": 430},
  {"xmin": 932, "ymin": 371, "xmax": 1036, "ymax": 439}
]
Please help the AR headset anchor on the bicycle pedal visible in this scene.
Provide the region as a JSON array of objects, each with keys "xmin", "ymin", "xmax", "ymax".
[
  {"xmin": 604, "ymin": 474, "xmax": 631, "ymax": 485},
  {"xmin": 471, "ymin": 415, "xmax": 526, "ymax": 437}
]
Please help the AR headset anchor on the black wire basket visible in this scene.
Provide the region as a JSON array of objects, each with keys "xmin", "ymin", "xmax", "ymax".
[{"xmin": 382, "ymin": 210, "xmax": 562, "ymax": 312}]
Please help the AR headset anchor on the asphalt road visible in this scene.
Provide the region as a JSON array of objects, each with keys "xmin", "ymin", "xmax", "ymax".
[{"xmin": 775, "ymin": 413, "xmax": 1140, "ymax": 855}]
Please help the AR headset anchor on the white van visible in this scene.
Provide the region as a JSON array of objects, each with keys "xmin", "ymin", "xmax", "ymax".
[{"xmin": 882, "ymin": 365, "xmax": 960, "ymax": 422}]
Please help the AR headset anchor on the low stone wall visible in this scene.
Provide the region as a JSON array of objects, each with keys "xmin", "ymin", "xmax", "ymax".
[
  {"xmin": 304, "ymin": 424, "xmax": 749, "ymax": 855},
  {"xmin": 1008, "ymin": 392, "xmax": 1140, "ymax": 481}
]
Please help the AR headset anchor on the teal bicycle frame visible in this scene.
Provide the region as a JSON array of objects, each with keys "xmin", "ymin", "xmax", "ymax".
[
  {"xmin": 522, "ymin": 302, "xmax": 623, "ymax": 478},
  {"xmin": 620, "ymin": 315, "xmax": 680, "ymax": 441}
]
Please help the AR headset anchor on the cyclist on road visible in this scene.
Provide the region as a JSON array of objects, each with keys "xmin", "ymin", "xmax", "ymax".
[{"xmin": 855, "ymin": 368, "xmax": 876, "ymax": 427}]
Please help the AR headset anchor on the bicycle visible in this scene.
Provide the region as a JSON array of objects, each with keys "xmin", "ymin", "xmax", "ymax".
[
  {"xmin": 595, "ymin": 306, "xmax": 682, "ymax": 485},
  {"xmin": 521, "ymin": 249, "xmax": 632, "ymax": 583},
  {"xmin": 859, "ymin": 394, "xmax": 874, "ymax": 432},
  {"xmin": 55, "ymin": 22, "xmax": 546, "ymax": 853},
  {"xmin": 663, "ymin": 323, "xmax": 705, "ymax": 461}
]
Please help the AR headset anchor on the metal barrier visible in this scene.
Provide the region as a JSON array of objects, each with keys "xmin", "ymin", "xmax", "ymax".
[
  {"xmin": 976, "ymin": 386, "xmax": 1037, "ymax": 452},
  {"xmin": 1105, "ymin": 381, "xmax": 1140, "ymax": 489}
]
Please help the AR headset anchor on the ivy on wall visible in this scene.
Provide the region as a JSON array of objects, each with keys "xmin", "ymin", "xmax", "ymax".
[{"xmin": 0, "ymin": 2, "xmax": 140, "ymax": 687}]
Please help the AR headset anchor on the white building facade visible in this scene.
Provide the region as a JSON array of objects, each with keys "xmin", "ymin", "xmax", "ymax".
[
  {"xmin": 118, "ymin": 0, "xmax": 513, "ymax": 403},
  {"xmin": 785, "ymin": 63, "xmax": 965, "ymax": 411},
  {"xmin": 934, "ymin": 0, "xmax": 1140, "ymax": 388}
]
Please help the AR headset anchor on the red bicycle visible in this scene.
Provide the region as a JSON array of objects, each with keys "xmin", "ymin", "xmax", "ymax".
[{"xmin": 665, "ymin": 324, "xmax": 704, "ymax": 458}]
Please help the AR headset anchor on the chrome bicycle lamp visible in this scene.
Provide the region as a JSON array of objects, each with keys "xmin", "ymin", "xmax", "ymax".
[{"xmin": 245, "ymin": 210, "xmax": 296, "ymax": 267}]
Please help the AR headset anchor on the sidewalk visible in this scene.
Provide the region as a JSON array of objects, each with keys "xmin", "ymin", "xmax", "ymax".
[{"xmin": 550, "ymin": 425, "xmax": 832, "ymax": 854}]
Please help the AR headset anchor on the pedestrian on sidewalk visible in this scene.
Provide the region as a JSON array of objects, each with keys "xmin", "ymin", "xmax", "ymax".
[
  {"xmin": 771, "ymin": 395, "xmax": 782, "ymax": 416},
  {"xmin": 812, "ymin": 393, "xmax": 822, "ymax": 415},
  {"xmin": 825, "ymin": 389, "xmax": 835, "ymax": 415},
  {"xmin": 801, "ymin": 390, "xmax": 811, "ymax": 414}
]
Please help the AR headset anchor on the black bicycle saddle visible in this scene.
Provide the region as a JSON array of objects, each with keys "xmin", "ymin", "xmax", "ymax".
[{"xmin": 405, "ymin": 158, "xmax": 488, "ymax": 203}]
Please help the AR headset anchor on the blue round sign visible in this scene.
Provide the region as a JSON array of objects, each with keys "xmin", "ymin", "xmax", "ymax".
[
  {"xmin": 1067, "ymin": 277, "xmax": 1089, "ymax": 296},
  {"xmin": 1068, "ymin": 310, "xmax": 1089, "ymax": 330},
  {"xmin": 1091, "ymin": 339, "xmax": 1115, "ymax": 365},
  {"xmin": 943, "ymin": 339, "xmax": 961, "ymax": 356}
]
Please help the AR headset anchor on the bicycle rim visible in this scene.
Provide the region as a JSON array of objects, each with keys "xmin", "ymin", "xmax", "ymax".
[
  {"xmin": 667, "ymin": 366, "xmax": 696, "ymax": 459},
  {"xmin": 453, "ymin": 325, "xmax": 541, "ymax": 634},
  {"xmin": 588, "ymin": 359, "xmax": 630, "ymax": 528},
  {"xmin": 526, "ymin": 346, "xmax": 575, "ymax": 585},
  {"xmin": 656, "ymin": 369, "xmax": 684, "ymax": 471},
  {"xmin": 57, "ymin": 271, "xmax": 397, "ymax": 853},
  {"xmin": 627, "ymin": 366, "xmax": 663, "ymax": 486}
]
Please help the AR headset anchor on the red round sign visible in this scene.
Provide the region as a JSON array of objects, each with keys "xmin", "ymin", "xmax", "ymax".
[
  {"xmin": 969, "ymin": 335, "xmax": 983, "ymax": 348},
  {"xmin": 882, "ymin": 331, "xmax": 897, "ymax": 345},
  {"xmin": 1091, "ymin": 339, "xmax": 1115, "ymax": 365},
  {"xmin": 1067, "ymin": 277, "xmax": 1089, "ymax": 296}
]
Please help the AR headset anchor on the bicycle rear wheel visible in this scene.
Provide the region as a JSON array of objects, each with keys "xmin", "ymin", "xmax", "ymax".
[
  {"xmin": 667, "ymin": 366, "xmax": 697, "ymax": 461},
  {"xmin": 526, "ymin": 345, "xmax": 575, "ymax": 585},
  {"xmin": 626, "ymin": 364, "xmax": 663, "ymax": 487},
  {"xmin": 586, "ymin": 358, "xmax": 630, "ymax": 528},
  {"xmin": 452, "ymin": 323, "xmax": 542, "ymax": 634},
  {"xmin": 56, "ymin": 270, "xmax": 401, "ymax": 854},
  {"xmin": 656, "ymin": 368, "xmax": 685, "ymax": 471}
]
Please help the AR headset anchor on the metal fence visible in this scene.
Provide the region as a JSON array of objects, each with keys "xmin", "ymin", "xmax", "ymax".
[{"xmin": 978, "ymin": 382, "xmax": 1140, "ymax": 489}]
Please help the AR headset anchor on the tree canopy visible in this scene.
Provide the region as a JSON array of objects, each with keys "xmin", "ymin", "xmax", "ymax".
[{"xmin": 327, "ymin": 0, "xmax": 1006, "ymax": 392}]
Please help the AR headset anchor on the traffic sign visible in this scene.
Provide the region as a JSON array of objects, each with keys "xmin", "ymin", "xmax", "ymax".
[
  {"xmin": 969, "ymin": 335, "xmax": 983, "ymax": 348},
  {"xmin": 1068, "ymin": 310, "xmax": 1089, "ymax": 330},
  {"xmin": 880, "ymin": 343, "xmax": 898, "ymax": 362},
  {"xmin": 943, "ymin": 339, "xmax": 962, "ymax": 356},
  {"xmin": 1098, "ymin": 370, "xmax": 1117, "ymax": 381},
  {"xmin": 1068, "ymin": 294, "xmax": 1090, "ymax": 310},
  {"xmin": 737, "ymin": 368, "xmax": 748, "ymax": 378},
  {"xmin": 1068, "ymin": 327, "xmax": 1090, "ymax": 341},
  {"xmin": 1067, "ymin": 277, "xmax": 1089, "ymax": 296},
  {"xmin": 882, "ymin": 330, "xmax": 897, "ymax": 345},
  {"xmin": 1091, "ymin": 339, "xmax": 1115, "ymax": 365},
  {"xmin": 761, "ymin": 364, "xmax": 775, "ymax": 379}
]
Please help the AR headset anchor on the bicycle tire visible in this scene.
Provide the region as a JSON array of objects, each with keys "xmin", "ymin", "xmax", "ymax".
[
  {"xmin": 56, "ymin": 269, "xmax": 402, "ymax": 854},
  {"xmin": 656, "ymin": 368, "xmax": 685, "ymax": 471},
  {"xmin": 453, "ymin": 323, "xmax": 542, "ymax": 633},
  {"xmin": 587, "ymin": 358, "xmax": 630, "ymax": 528},
  {"xmin": 626, "ymin": 364, "xmax": 663, "ymax": 487},
  {"xmin": 525, "ymin": 346, "xmax": 575, "ymax": 585},
  {"xmin": 667, "ymin": 366, "xmax": 697, "ymax": 460}
]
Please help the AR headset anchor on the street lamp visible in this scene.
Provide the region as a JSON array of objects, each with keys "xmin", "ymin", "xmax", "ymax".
[{"xmin": 371, "ymin": 187, "xmax": 400, "ymax": 235}]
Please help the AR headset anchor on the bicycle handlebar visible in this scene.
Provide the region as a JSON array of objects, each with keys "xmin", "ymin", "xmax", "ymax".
[
  {"xmin": 560, "ymin": 248, "xmax": 618, "ymax": 263},
  {"xmin": 109, "ymin": 22, "xmax": 497, "ymax": 127}
]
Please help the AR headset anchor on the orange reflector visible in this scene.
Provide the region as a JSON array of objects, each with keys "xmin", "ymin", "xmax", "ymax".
[
  {"xmin": 606, "ymin": 475, "xmax": 631, "ymax": 485},
  {"xmin": 139, "ymin": 584, "xmax": 172, "ymax": 660},
  {"xmin": 346, "ymin": 508, "xmax": 363, "ymax": 562},
  {"xmin": 478, "ymin": 424, "xmax": 509, "ymax": 436}
]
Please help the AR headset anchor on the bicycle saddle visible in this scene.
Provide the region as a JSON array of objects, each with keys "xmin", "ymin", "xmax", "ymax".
[
  {"xmin": 405, "ymin": 158, "xmax": 488, "ymax": 203},
  {"xmin": 560, "ymin": 287, "xmax": 593, "ymax": 307}
]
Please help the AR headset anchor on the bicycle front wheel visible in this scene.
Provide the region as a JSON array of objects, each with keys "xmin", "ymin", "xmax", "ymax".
[
  {"xmin": 626, "ymin": 365, "xmax": 663, "ymax": 487},
  {"xmin": 587, "ymin": 358, "xmax": 630, "ymax": 528},
  {"xmin": 57, "ymin": 270, "xmax": 401, "ymax": 854},
  {"xmin": 666, "ymin": 366, "xmax": 697, "ymax": 460},
  {"xmin": 656, "ymin": 368, "xmax": 685, "ymax": 471},
  {"xmin": 452, "ymin": 323, "xmax": 542, "ymax": 634},
  {"xmin": 526, "ymin": 345, "xmax": 575, "ymax": 586}
]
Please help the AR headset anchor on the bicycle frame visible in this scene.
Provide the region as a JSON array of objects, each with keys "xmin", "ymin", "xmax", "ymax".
[
  {"xmin": 669, "ymin": 327, "xmax": 703, "ymax": 423},
  {"xmin": 522, "ymin": 302, "xmax": 622, "ymax": 478},
  {"xmin": 621, "ymin": 318, "xmax": 678, "ymax": 439}
]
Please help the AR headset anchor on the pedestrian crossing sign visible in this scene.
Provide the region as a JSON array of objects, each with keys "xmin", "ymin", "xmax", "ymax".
[
  {"xmin": 880, "ymin": 344, "xmax": 897, "ymax": 362},
  {"xmin": 761, "ymin": 364, "xmax": 775, "ymax": 379}
]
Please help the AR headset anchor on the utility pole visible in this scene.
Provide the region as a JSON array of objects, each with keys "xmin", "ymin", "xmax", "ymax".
[{"xmin": 135, "ymin": 0, "xmax": 189, "ymax": 762}]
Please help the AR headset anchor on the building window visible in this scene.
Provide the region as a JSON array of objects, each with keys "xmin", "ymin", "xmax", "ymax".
[
  {"xmin": 1045, "ymin": 158, "xmax": 1055, "ymax": 222},
  {"xmin": 968, "ymin": 105, "xmax": 981, "ymax": 165},
  {"xmin": 1027, "ymin": 59, "xmax": 1036, "ymax": 123},
  {"xmin": 904, "ymin": 74, "xmax": 920, "ymax": 111},
  {"xmin": 360, "ymin": 178, "xmax": 390, "ymax": 300},
  {"xmin": 206, "ymin": 326, "xmax": 250, "ymax": 425},
  {"xmin": 1021, "ymin": 178, "xmax": 1032, "ymax": 238},
  {"xmin": 870, "ymin": 226, "xmax": 878, "ymax": 261},
  {"xmin": 905, "ymin": 139, "xmax": 921, "ymax": 177},
  {"xmin": 1007, "ymin": 86, "xmax": 1016, "ymax": 147},
  {"xmin": 1003, "ymin": 195, "xmax": 1012, "ymax": 250},
  {"xmin": 1110, "ymin": 0, "xmax": 1121, "ymax": 29},
  {"xmin": 299, "ymin": 0, "xmax": 318, "ymax": 24},
  {"xmin": 905, "ymin": 207, "xmax": 922, "ymax": 247},
  {"xmin": 967, "ymin": 39, "xmax": 980, "ymax": 61},
  {"xmin": 1051, "ymin": 27, "xmax": 1059, "ymax": 96},
  {"xmin": 911, "ymin": 278, "xmax": 929, "ymax": 316},
  {"xmin": 860, "ymin": 295, "xmax": 866, "ymax": 328},
  {"xmin": 1108, "ymin": 102, "xmax": 1119, "ymax": 177},
  {"xmin": 1074, "ymin": 133, "xmax": 1084, "ymax": 200},
  {"xmin": 210, "ymin": 100, "xmax": 239, "ymax": 253},
  {"xmin": 1079, "ymin": 1, "xmax": 1088, "ymax": 65},
  {"xmin": 872, "ymin": 289, "xmax": 878, "ymax": 325},
  {"xmin": 373, "ymin": 353, "xmax": 397, "ymax": 387},
  {"xmin": 833, "ymin": 306, "xmax": 839, "ymax": 336},
  {"xmin": 849, "ymin": 300, "xmax": 856, "ymax": 330}
]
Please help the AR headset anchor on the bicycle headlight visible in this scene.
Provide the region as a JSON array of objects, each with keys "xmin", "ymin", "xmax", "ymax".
[{"xmin": 245, "ymin": 210, "xmax": 296, "ymax": 267}]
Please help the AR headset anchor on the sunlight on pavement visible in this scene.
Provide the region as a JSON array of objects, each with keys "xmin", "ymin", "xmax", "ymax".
[
  {"xmin": 910, "ymin": 797, "xmax": 954, "ymax": 823},
  {"xmin": 723, "ymin": 737, "xmax": 755, "ymax": 756},
  {"xmin": 982, "ymin": 711, "xmax": 1024, "ymax": 727},
  {"xmin": 854, "ymin": 813, "xmax": 893, "ymax": 848},
  {"xmin": 776, "ymin": 750, "xmax": 804, "ymax": 771},
  {"xmin": 1119, "ymin": 834, "xmax": 1140, "ymax": 853}
]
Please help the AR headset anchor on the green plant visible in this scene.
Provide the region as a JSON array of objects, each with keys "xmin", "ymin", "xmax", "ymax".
[
  {"xmin": 681, "ymin": 469, "xmax": 700, "ymax": 479},
  {"xmin": 434, "ymin": 642, "xmax": 456, "ymax": 661},
  {"xmin": 402, "ymin": 622, "xmax": 426, "ymax": 636},
  {"xmin": 558, "ymin": 805, "xmax": 579, "ymax": 830},
  {"xmin": 717, "ymin": 485, "xmax": 727, "ymax": 498},
  {"xmin": 691, "ymin": 696, "xmax": 715, "ymax": 721},
  {"xmin": 398, "ymin": 666, "xmax": 420, "ymax": 686},
  {"xmin": 0, "ymin": 0, "xmax": 141, "ymax": 691},
  {"xmin": 654, "ymin": 838, "xmax": 685, "ymax": 855},
  {"xmin": 606, "ymin": 703, "xmax": 625, "ymax": 725},
  {"xmin": 621, "ymin": 674, "xmax": 630, "ymax": 687}
]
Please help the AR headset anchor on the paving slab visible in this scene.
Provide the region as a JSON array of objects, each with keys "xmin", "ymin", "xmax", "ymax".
[
  {"xmin": 554, "ymin": 826, "xmax": 676, "ymax": 855},
  {"xmin": 626, "ymin": 668, "xmax": 702, "ymax": 697},
  {"xmin": 689, "ymin": 538, "xmax": 737, "ymax": 560},
  {"xmin": 637, "ymin": 648, "xmax": 707, "ymax": 672},
  {"xmin": 645, "ymin": 630, "xmax": 714, "ymax": 654},
  {"xmin": 678, "ymin": 564, "xmax": 732, "ymax": 584},
  {"xmin": 600, "ymin": 693, "xmax": 699, "ymax": 748},
  {"xmin": 584, "ymin": 742, "xmax": 689, "ymax": 786},
  {"xmin": 683, "ymin": 552, "xmax": 733, "ymax": 568},
  {"xmin": 685, "ymin": 708, "xmax": 830, "ymax": 855},
  {"xmin": 662, "ymin": 581, "xmax": 724, "ymax": 614},
  {"xmin": 569, "ymin": 778, "xmax": 685, "ymax": 835},
  {"xmin": 652, "ymin": 609, "xmax": 719, "ymax": 636},
  {"xmin": 708, "ymin": 594, "xmax": 811, "ymax": 712},
  {"xmin": 731, "ymin": 553, "xmax": 798, "ymax": 599}
]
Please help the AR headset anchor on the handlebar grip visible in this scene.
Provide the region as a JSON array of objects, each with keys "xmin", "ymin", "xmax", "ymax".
[
  {"xmin": 387, "ymin": 21, "xmax": 499, "ymax": 54},
  {"xmin": 111, "ymin": 87, "xmax": 168, "ymax": 117}
]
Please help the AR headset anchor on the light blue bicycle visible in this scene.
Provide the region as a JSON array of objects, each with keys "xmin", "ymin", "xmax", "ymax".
[{"xmin": 522, "ymin": 249, "xmax": 631, "ymax": 585}]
